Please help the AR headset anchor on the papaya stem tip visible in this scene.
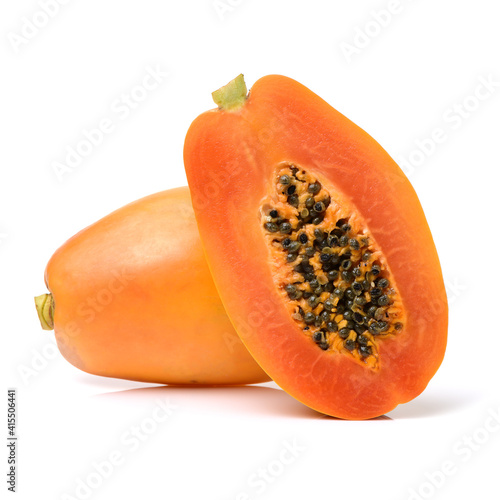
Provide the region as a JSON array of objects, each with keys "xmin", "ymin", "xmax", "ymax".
[
  {"xmin": 34, "ymin": 293, "xmax": 54, "ymax": 331},
  {"xmin": 212, "ymin": 74, "xmax": 248, "ymax": 111}
]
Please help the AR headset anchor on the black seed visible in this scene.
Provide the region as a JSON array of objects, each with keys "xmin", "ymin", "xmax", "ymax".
[
  {"xmin": 264, "ymin": 222, "xmax": 278, "ymax": 232},
  {"xmin": 314, "ymin": 316, "xmax": 323, "ymax": 327},
  {"xmin": 287, "ymin": 185, "xmax": 296, "ymax": 195},
  {"xmin": 349, "ymin": 239, "xmax": 360, "ymax": 250},
  {"xmin": 354, "ymin": 324, "xmax": 366, "ymax": 335},
  {"xmin": 320, "ymin": 310, "xmax": 330, "ymax": 322},
  {"xmin": 341, "ymin": 270, "xmax": 353, "ymax": 282},
  {"xmin": 352, "ymin": 282, "xmax": 363, "ymax": 294},
  {"xmin": 308, "ymin": 182, "xmax": 321, "ymax": 194},
  {"xmin": 341, "ymin": 259, "xmax": 352, "ymax": 270},
  {"xmin": 314, "ymin": 228, "xmax": 325, "ymax": 240},
  {"xmin": 362, "ymin": 252, "xmax": 372, "ymax": 261},
  {"xmin": 345, "ymin": 288, "xmax": 355, "ymax": 300},
  {"xmin": 341, "ymin": 224, "xmax": 352, "ymax": 233},
  {"xmin": 346, "ymin": 300, "xmax": 354, "ymax": 309},
  {"xmin": 362, "ymin": 280, "xmax": 371, "ymax": 291},
  {"xmin": 346, "ymin": 321, "xmax": 355, "ymax": 330},
  {"xmin": 336, "ymin": 304, "xmax": 345, "ymax": 314},
  {"xmin": 378, "ymin": 321, "xmax": 389, "ymax": 332},
  {"xmin": 302, "ymin": 263, "xmax": 314, "ymax": 273},
  {"xmin": 328, "ymin": 235, "xmax": 339, "ymax": 247},
  {"xmin": 331, "ymin": 228, "xmax": 343, "ymax": 238},
  {"xmin": 336, "ymin": 218, "xmax": 348, "ymax": 228},
  {"xmin": 359, "ymin": 345, "xmax": 372, "ymax": 357},
  {"xmin": 309, "ymin": 279, "xmax": 319, "ymax": 289},
  {"xmin": 357, "ymin": 334, "xmax": 369, "ymax": 346},
  {"xmin": 330, "ymin": 255, "xmax": 341, "ymax": 266},
  {"xmin": 304, "ymin": 312, "xmax": 316, "ymax": 324},
  {"xmin": 339, "ymin": 235, "xmax": 349, "ymax": 247},
  {"xmin": 354, "ymin": 296, "xmax": 367, "ymax": 306},
  {"xmin": 269, "ymin": 209, "xmax": 278, "ymax": 218},
  {"xmin": 370, "ymin": 288, "xmax": 382, "ymax": 298},
  {"xmin": 371, "ymin": 265, "xmax": 381, "ymax": 276},
  {"xmin": 319, "ymin": 342, "xmax": 329, "ymax": 351},
  {"xmin": 344, "ymin": 339, "xmax": 356, "ymax": 351},
  {"xmin": 312, "ymin": 217, "xmax": 323, "ymax": 225},
  {"xmin": 280, "ymin": 222, "xmax": 292, "ymax": 234},
  {"xmin": 285, "ymin": 284, "xmax": 296, "ymax": 295},
  {"xmin": 282, "ymin": 238, "xmax": 292, "ymax": 249},
  {"xmin": 327, "ymin": 321, "xmax": 338, "ymax": 332},
  {"xmin": 288, "ymin": 241, "xmax": 300, "ymax": 253},
  {"xmin": 318, "ymin": 240, "xmax": 329, "ymax": 250},
  {"xmin": 378, "ymin": 295, "xmax": 390, "ymax": 306},
  {"xmin": 279, "ymin": 175, "xmax": 291, "ymax": 185},
  {"xmin": 305, "ymin": 197, "xmax": 315, "ymax": 208},
  {"xmin": 320, "ymin": 253, "xmax": 331, "ymax": 263},
  {"xmin": 308, "ymin": 295, "xmax": 319, "ymax": 308},
  {"xmin": 369, "ymin": 322, "xmax": 382, "ymax": 334},
  {"xmin": 324, "ymin": 300, "xmax": 334, "ymax": 312},
  {"xmin": 339, "ymin": 328, "xmax": 350, "ymax": 339},
  {"xmin": 303, "ymin": 291, "xmax": 312, "ymax": 299},
  {"xmin": 305, "ymin": 246, "xmax": 315, "ymax": 257},
  {"xmin": 352, "ymin": 267, "xmax": 362, "ymax": 277},
  {"xmin": 312, "ymin": 331, "xmax": 323, "ymax": 343},
  {"xmin": 333, "ymin": 288, "xmax": 344, "ymax": 299},
  {"xmin": 353, "ymin": 312, "xmax": 364, "ymax": 324},
  {"xmin": 303, "ymin": 326, "xmax": 310, "ymax": 331},
  {"xmin": 377, "ymin": 278, "xmax": 389, "ymax": 289},
  {"xmin": 314, "ymin": 202, "xmax": 325, "ymax": 213},
  {"xmin": 395, "ymin": 322, "xmax": 403, "ymax": 330},
  {"xmin": 367, "ymin": 306, "xmax": 377, "ymax": 318},
  {"xmin": 299, "ymin": 233, "xmax": 308, "ymax": 244},
  {"xmin": 328, "ymin": 270, "xmax": 339, "ymax": 281},
  {"xmin": 304, "ymin": 273, "xmax": 316, "ymax": 282},
  {"xmin": 287, "ymin": 194, "xmax": 299, "ymax": 208},
  {"xmin": 299, "ymin": 208, "xmax": 309, "ymax": 219},
  {"xmin": 324, "ymin": 282, "xmax": 334, "ymax": 292},
  {"xmin": 287, "ymin": 253, "xmax": 297, "ymax": 262},
  {"xmin": 343, "ymin": 310, "xmax": 353, "ymax": 321}
]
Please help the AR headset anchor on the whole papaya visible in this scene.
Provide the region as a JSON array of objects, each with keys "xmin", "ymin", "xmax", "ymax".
[{"xmin": 35, "ymin": 187, "xmax": 269, "ymax": 385}]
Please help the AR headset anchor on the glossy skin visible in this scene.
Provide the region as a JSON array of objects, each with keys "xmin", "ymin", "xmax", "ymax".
[
  {"xmin": 44, "ymin": 187, "xmax": 270, "ymax": 385},
  {"xmin": 184, "ymin": 75, "xmax": 448, "ymax": 418}
]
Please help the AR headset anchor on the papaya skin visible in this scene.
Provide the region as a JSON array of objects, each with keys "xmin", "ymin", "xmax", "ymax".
[
  {"xmin": 38, "ymin": 187, "xmax": 270, "ymax": 385},
  {"xmin": 184, "ymin": 75, "xmax": 448, "ymax": 418}
]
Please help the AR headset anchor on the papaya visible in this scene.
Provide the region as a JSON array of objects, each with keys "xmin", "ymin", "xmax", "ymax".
[
  {"xmin": 183, "ymin": 74, "xmax": 448, "ymax": 418},
  {"xmin": 35, "ymin": 187, "xmax": 270, "ymax": 385}
]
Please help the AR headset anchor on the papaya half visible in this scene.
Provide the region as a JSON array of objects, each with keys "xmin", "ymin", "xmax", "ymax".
[
  {"xmin": 183, "ymin": 74, "xmax": 448, "ymax": 419},
  {"xmin": 35, "ymin": 187, "xmax": 270, "ymax": 385}
]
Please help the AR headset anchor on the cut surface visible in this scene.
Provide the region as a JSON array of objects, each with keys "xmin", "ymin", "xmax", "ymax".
[{"xmin": 261, "ymin": 164, "xmax": 404, "ymax": 370}]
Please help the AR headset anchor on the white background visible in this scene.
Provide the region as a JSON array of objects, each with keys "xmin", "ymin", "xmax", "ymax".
[{"xmin": 2, "ymin": 1, "xmax": 500, "ymax": 499}]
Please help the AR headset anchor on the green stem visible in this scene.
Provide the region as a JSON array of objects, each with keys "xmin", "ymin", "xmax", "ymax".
[
  {"xmin": 212, "ymin": 74, "xmax": 248, "ymax": 111},
  {"xmin": 34, "ymin": 293, "xmax": 54, "ymax": 331}
]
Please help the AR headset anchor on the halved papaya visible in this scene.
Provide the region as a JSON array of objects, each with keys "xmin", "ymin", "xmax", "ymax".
[
  {"xmin": 35, "ymin": 187, "xmax": 270, "ymax": 385},
  {"xmin": 184, "ymin": 74, "xmax": 448, "ymax": 418}
]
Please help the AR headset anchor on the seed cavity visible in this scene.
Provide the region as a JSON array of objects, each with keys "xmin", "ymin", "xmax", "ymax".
[{"xmin": 261, "ymin": 164, "xmax": 405, "ymax": 369}]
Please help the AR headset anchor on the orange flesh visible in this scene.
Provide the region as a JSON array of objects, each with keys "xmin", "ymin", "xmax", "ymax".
[
  {"xmin": 44, "ymin": 187, "xmax": 270, "ymax": 385},
  {"xmin": 184, "ymin": 75, "xmax": 448, "ymax": 419}
]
